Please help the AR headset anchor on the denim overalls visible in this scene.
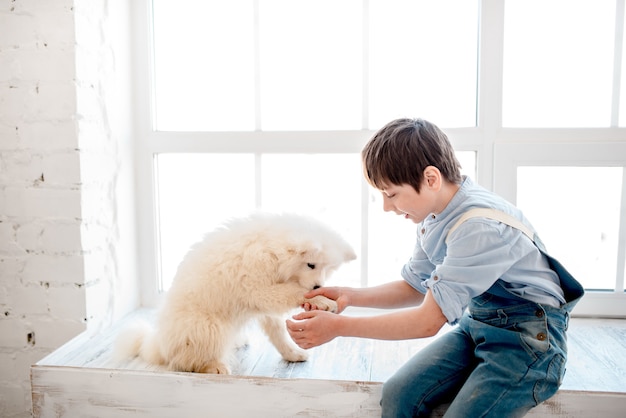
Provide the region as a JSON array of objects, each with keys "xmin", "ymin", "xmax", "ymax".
[{"xmin": 381, "ymin": 209, "xmax": 585, "ymax": 418}]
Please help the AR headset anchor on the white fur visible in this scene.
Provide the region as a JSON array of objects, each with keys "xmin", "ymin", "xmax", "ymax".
[{"xmin": 115, "ymin": 212, "xmax": 356, "ymax": 374}]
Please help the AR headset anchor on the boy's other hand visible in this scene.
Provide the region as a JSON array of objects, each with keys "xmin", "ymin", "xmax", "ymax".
[{"xmin": 286, "ymin": 310, "xmax": 340, "ymax": 349}]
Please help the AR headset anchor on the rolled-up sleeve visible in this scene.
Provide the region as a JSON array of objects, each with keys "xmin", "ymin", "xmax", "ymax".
[
  {"xmin": 401, "ymin": 241, "xmax": 433, "ymax": 295},
  {"xmin": 426, "ymin": 219, "xmax": 529, "ymax": 324}
]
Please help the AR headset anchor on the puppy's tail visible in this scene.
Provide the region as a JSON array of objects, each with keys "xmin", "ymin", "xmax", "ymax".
[{"xmin": 112, "ymin": 320, "xmax": 165, "ymax": 366}]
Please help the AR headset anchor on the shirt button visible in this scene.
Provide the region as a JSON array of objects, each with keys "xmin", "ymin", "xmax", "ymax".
[
  {"xmin": 536, "ymin": 333, "xmax": 547, "ymax": 341},
  {"xmin": 535, "ymin": 310, "xmax": 544, "ymax": 318},
  {"xmin": 431, "ymin": 214, "xmax": 436, "ymax": 219},
  {"xmin": 421, "ymin": 228, "xmax": 426, "ymax": 234},
  {"xmin": 433, "ymin": 276, "xmax": 439, "ymax": 281}
]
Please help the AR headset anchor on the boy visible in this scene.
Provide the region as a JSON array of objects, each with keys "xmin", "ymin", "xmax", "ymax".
[{"xmin": 286, "ymin": 118, "xmax": 584, "ymax": 417}]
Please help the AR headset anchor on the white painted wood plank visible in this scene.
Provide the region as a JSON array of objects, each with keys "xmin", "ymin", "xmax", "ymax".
[
  {"xmin": 31, "ymin": 365, "xmax": 382, "ymax": 418},
  {"xmin": 527, "ymin": 391, "xmax": 626, "ymax": 417},
  {"xmin": 31, "ymin": 364, "xmax": 626, "ymax": 418},
  {"xmin": 431, "ymin": 391, "xmax": 626, "ymax": 418}
]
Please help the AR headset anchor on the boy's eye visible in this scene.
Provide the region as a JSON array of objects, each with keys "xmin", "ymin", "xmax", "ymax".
[{"xmin": 307, "ymin": 263, "xmax": 316, "ymax": 269}]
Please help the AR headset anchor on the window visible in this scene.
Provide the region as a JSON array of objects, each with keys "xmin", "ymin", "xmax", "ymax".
[
  {"xmin": 151, "ymin": 0, "xmax": 478, "ymax": 130},
  {"xmin": 502, "ymin": 0, "xmax": 618, "ymax": 127},
  {"xmin": 134, "ymin": 0, "xmax": 626, "ymax": 317},
  {"xmin": 517, "ymin": 166, "xmax": 623, "ymax": 291}
]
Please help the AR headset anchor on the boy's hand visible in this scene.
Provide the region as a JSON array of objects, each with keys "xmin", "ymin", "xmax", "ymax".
[
  {"xmin": 301, "ymin": 286, "xmax": 350, "ymax": 313},
  {"xmin": 286, "ymin": 310, "xmax": 341, "ymax": 349}
]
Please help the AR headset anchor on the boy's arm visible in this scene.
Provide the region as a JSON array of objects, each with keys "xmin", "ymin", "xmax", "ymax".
[
  {"xmin": 342, "ymin": 290, "xmax": 447, "ymax": 339},
  {"xmin": 287, "ymin": 290, "xmax": 447, "ymax": 348},
  {"xmin": 349, "ymin": 280, "xmax": 426, "ymax": 309},
  {"xmin": 303, "ymin": 280, "xmax": 425, "ymax": 313}
]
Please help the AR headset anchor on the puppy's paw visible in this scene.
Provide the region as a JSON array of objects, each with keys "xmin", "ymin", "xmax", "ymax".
[
  {"xmin": 304, "ymin": 295, "xmax": 338, "ymax": 313},
  {"xmin": 197, "ymin": 360, "xmax": 231, "ymax": 374},
  {"xmin": 281, "ymin": 347, "xmax": 309, "ymax": 362}
]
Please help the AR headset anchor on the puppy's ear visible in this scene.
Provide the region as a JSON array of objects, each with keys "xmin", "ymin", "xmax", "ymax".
[
  {"xmin": 327, "ymin": 241, "xmax": 356, "ymax": 265},
  {"xmin": 275, "ymin": 247, "xmax": 313, "ymax": 283}
]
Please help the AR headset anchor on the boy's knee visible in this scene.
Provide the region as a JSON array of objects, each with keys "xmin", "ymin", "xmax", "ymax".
[
  {"xmin": 381, "ymin": 376, "xmax": 414, "ymax": 418},
  {"xmin": 380, "ymin": 379, "xmax": 396, "ymax": 414},
  {"xmin": 381, "ymin": 374, "xmax": 402, "ymax": 403}
]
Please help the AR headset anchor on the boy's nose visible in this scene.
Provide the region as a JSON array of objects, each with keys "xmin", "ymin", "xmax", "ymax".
[{"xmin": 382, "ymin": 198, "xmax": 394, "ymax": 212}]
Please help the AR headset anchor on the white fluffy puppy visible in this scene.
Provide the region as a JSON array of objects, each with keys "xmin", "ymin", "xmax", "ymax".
[{"xmin": 116, "ymin": 212, "xmax": 356, "ymax": 374}]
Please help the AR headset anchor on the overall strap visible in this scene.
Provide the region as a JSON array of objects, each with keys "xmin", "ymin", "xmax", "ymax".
[
  {"xmin": 445, "ymin": 208, "xmax": 535, "ymax": 245},
  {"xmin": 446, "ymin": 207, "xmax": 585, "ymax": 307}
]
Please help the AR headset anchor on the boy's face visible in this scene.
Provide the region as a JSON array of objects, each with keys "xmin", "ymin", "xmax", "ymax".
[{"xmin": 380, "ymin": 181, "xmax": 437, "ymax": 224}]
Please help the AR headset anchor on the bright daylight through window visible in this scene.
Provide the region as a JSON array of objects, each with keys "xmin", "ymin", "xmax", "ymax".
[
  {"xmin": 150, "ymin": 0, "xmax": 479, "ymax": 291},
  {"xmin": 136, "ymin": 0, "xmax": 626, "ymax": 316}
]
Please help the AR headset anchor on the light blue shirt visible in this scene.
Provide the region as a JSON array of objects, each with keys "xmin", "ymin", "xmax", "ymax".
[{"xmin": 401, "ymin": 176, "xmax": 566, "ymax": 325}]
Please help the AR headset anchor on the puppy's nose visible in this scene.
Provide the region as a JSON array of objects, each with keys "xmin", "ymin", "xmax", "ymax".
[{"xmin": 313, "ymin": 285, "xmax": 321, "ymax": 290}]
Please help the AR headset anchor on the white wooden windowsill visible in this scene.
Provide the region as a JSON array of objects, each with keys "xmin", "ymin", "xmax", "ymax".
[{"xmin": 31, "ymin": 309, "xmax": 626, "ymax": 417}]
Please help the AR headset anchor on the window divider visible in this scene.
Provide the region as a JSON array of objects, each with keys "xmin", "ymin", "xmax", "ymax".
[
  {"xmin": 611, "ymin": 0, "xmax": 625, "ymax": 127},
  {"xmin": 616, "ymin": 166, "xmax": 626, "ymax": 292}
]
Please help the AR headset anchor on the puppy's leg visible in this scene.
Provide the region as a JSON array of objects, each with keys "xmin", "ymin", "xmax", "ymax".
[
  {"xmin": 162, "ymin": 315, "xmax": 233, "ymax": 374},
  {"xmin": 259, "ymin": 315, "xmax": 308, "ymax": 362},
  {"xmin": 264, "ymin": 282, "xmax": 338, "ymax": 312}
]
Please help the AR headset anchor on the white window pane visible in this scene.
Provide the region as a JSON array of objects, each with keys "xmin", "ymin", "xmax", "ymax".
[
  {"xmin": 517, "ymin": 166, "xmax": 622, "ymax": 290},
  {"xmin": 259, "ymin": 0, "xmax": 362, "ymax": 130},
  {"xmin": 369, "ymin": 0, "xmax": 479, "ymax": 129},
  {"xmin": 155, "ymin": 154, "xmax": 256, "ymax": 290},
  {"xmin": 261, "ymin": 154, "xmax": 362, "ymax": 286},
  {"xmin": 367, "ymin": 196, "xmax": 417, "ymax": 287},
  {"xmin": 456, "ymin": 151, "xmax": 477, "ymax": 181},
  {"xmin": 152, "ymin": 0, "xmax": 256, "ymax": 131},
  {"xmin": 503, "ymin": 0, "xmax": 615, "ymax": 127}
]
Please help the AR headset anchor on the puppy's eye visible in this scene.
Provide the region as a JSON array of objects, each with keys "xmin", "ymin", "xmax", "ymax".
[{"xmin": 307, "ymin": 263, "xmax": 316, "ymax": 269}]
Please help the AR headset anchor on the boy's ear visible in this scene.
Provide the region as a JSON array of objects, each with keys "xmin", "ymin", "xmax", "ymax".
[{"xmin": 423, "ymin": 166, "xmax": 442, "ymax": 190}]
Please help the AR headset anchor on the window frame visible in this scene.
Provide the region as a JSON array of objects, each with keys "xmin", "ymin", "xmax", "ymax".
[{"xmin": 133, "ymin": 0, "xmax": 626, "ymax": 316}]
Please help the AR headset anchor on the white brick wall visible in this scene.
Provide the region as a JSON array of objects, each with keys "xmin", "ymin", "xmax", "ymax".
[{"xmin": 0, "ymin": 1, "xmax": 138, "ymax": 416}]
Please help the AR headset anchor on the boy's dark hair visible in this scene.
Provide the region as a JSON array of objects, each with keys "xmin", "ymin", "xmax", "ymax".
[{"xmin": 362, "ymin": 118, "xmax": 463, "ymax": 193}]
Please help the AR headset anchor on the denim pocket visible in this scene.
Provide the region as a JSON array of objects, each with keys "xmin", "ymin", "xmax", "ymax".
[
  {"xmin": 533, "ymin": 353, "xmax": 566, "ymax": 405},
  {"xmin": 471, "ymin": 292, "xmax": 494, "ymax": 307},
  {"xmin": 516, "ymin": 319, "xmax": 550, "ymax": 359}
]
